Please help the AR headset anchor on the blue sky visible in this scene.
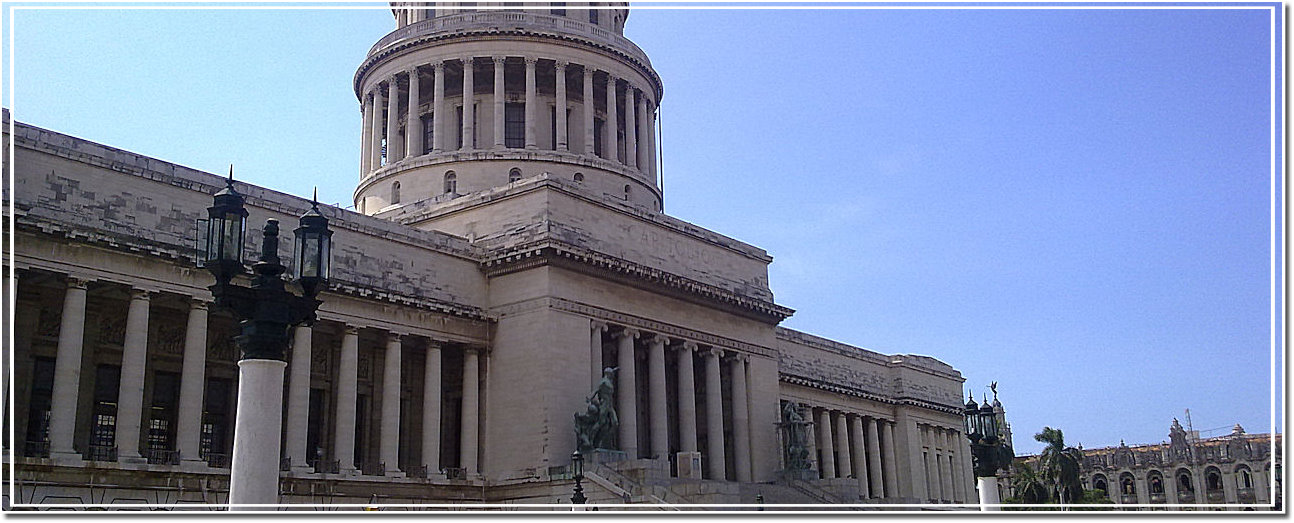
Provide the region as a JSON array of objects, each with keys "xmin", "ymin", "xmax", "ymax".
[{"xmin": 3, "ymin": 3, "xmax": 1282, "ymax": 455}]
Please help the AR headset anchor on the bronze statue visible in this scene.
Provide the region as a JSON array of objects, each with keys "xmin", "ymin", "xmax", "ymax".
[{"xmin": 574, "ymin": 367, "xmax": 619, "ymax": 453}]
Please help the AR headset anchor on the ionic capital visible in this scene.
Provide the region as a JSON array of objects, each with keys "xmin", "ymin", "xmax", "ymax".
[
  {"xmin": 188, "ymin": 298, "xmax": 210, "ymax": 311},
  {"xmin": 343, "ymin": 325, "xmax": 361, "ymax": 336},
  {"xmin": 705, "ymin": 347, "xmax": 724, "ymax": 359},
  {"xmin": 523, "ymin": 56, "xmax": 538, "ymax": 66},
  {"xmin": 590, "ymin": 319, "xmax": 608, "ymax": 333},
  {"xmin": 554, "ymin": 60, "xmax": 568, "ymax": 70},
  {"xmin": 128, "ymin": 287, "xmax": 153, "ymax": 301},
  {"xmin": 66, "ymin": 276, "xmax": 91, "ymax": 289},
  {"xmin": 387, "ymin": 331, "xmax": 406, "ymax": 343},
  {"xmin": 425, "ymin": 339, "xmax": 445, "ymax": 351},
  {"xmin": 461, "ymin": 57, "xmax": 475, "ymax": 68},
  {"xmin": 679, "ymin": 341, "xmax": 698, "ymax": 353},
  {"xmin": 646, "ymin": 333, "xmax": 668, "ymax": 348},
  {"xmin": 615, "ymin": 327, "xmax": 640, "ymax": 340},
  {"xmin": 432, "ymin": 61, "xmax": 445, "ymax": 73},
  {"xmin": 492, "ymin": 56, "xmax": 506, "ymax": 66}
]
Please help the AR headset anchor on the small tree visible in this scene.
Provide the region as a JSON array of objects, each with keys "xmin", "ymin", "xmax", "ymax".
[{"xmin": 1035, "ymin": 427, "xmax": 1084, "ymax": 507}]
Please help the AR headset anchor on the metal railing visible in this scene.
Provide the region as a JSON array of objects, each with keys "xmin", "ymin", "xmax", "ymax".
[
  {"xmin": 206, "ymin": 453, "xmax": 231, "ymax": 469},
  {"xmin": 360, "ymin": 461, "xmax": 386, "ymax": 476},
  {"xmin": 315, "ymin": 459, "xmax": 340, "ymax": 475},
  {"xmin": 86, "ymin": 444, "xmax": 117, "ymax": 462},
  {"xmin": 410, "ymin": 465, "xmax": 429, "ymax": 479},
  {"xmin": 444, "ymin": 467, "xmax": 467, "ymax": 480},
  {"xmin": 145, "ymin": 448, "xmax": 179, "ymax": 465}
]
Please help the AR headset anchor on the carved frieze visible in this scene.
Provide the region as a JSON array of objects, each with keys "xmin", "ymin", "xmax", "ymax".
[
  {"xmin": 98, "ymin": 315, "xmax": 127, "ymax": 346},
  {"xmin": 36, "ymin": 306, "xmax": 61, "ymax": 338},
  {"xmin": 156, "ymin": 323, "xmax": 185, "ymax": 355}
]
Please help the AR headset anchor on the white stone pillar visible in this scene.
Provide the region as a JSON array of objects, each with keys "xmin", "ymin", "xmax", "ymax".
[
  {"xmin": 676, "ymin": 342, "xmax": 697, "ymax": 453},
  {"xmin": 461, "ymin": 57, "xmax": 475, "ymax": 150},
  {"xmin": 115, "ymin": 288, "xmax": 151, "ymax": 462},
  {"xmin": 703, "ymin": 348, "xmax": 725, "ymax": 481},
  {"xmin": 406, "ymin": 67, "xmax": 421, "ymax": 158},
  {"xmin": 646, "ymin": 98, "xmax": 658, "ymax": 181},
  {"xmin": 834, "ymin": 411, "xmax": 851, "ymax": 482},
  {"xmin": 818, "ymin": 408, "xmax": 836, "ymax": 479},
  {"xmin": 582, "ymin": 67, "xmax": 595, "ymax": 156},
  {"xmin": 850, "ymin": 415, "xmax": 870, "ymax": 499},
  {"xmin": 940, "ymin": 430, "xmax": 954, "ymax": 502},
  {"xmin": 589, "ymin": 320, "xmax": 606, "ymax": 390},
  {"xmin": 882, "ymin": 419, "xmax": 899, "ymax": 498},
  {"xmin": 604, "ymin": 74, "xmax": 617, "ymax": 162},
  {"xmin": 864, "ymin": 416, "xmax": 884, "ymax": 498},
  {"xmin": 370, "ymin": 87, "xmax": 386, "ymax": 169},
  {"xmin": 422, "ymin": 342, "xmax": 442, "ymax": 476},
  {"xmin": 460, "ymin": 348, "xmax": 480, "ymax": 475},
  {"xmin": 432, "ymin": 62, "xmax": 445, "ymax": 152},
  {"xmin": 623, "ymin": 87, "xmax": 637, "ymax": 169},
  {"xmin": 228, "ymin": 358, "xmax": 287, "ymax": 509},
  {"xmin": 493, "ymin": 56, "xmax": 506, "ymax": 149},
  {"xmin": 731, "ymin": 355, "xmax": 751, "ymax": 483},
  {"xmin": 285, "ymin": 325, "xmax": 312, "ymax": 473},
  {"xmin": 948, "ymin": 430, "xmax": 965, "ymax": 503},
  {"xmin": 524, "ymin": 57, "xmax": 537, "ymax": 149},
  {"xmin": 555, "ymin": 61, "xmax": 568, "ymax": 151},
  {"xmin": 615, "ymin": 328, "xmax": 639, "ymax": 458},
  {"xmin": 977, "ymin": 476, "xmax": 1001, "ymax": 511},
  {"xmin": 637, "ymin": 93, "xmax": 650, "ymax": 171},
  {"xmin": 386, "ymin": 77, "xmax": 401, "ymax": 163},
  {"xmin": 176, "ymin": 298, "xmax": 208, "ymax": 466},
  {"xmin": 647, "ymin": 334, "xmax": 668, "ymax": 460},
  {"xmin": 360, "ymin": 92, "xmax": 373, "ymax": 175},
  {"xmin": 381, "ymin": 332, "xmax": 403, "ymax": 476},
  {"xmin": 334, "ymin": 326, "xmax": 360, "ymax": 474},
  {"xmin": 49, "ymin": 277, "xmax": 87, "ymax": 460}
]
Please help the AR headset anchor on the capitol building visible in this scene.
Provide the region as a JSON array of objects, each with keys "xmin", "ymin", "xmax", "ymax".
[{"xmin": 3, "ymin": 3, "xmax": 976, "ymax": 508}]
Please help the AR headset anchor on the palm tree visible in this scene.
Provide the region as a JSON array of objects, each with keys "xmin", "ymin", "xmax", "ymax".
[
  {"xmin": 1034, "ymin": 427, "xmax": 1084, "ymax": 507},
  {"xmin": 1011, "ymin": 462, "xmax": 1050, "ymax": 504}
]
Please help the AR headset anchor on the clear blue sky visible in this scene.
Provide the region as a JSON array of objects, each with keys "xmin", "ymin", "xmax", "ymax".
[{"xmin": 4, "ymin": 3, "xmax": 1283, "ymax": 455}]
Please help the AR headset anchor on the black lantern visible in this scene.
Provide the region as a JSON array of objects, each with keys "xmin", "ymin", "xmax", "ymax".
[
  {"xmin": 965, "ymin": 389, "xmax": 1011, "ymax": 479},
  {"xmin": 964, "ymin": 394, "xmax": 980, "ymax": 436},
  {"xmin": 979, "ymin": 397, "xmax": 998, "ymax": 440},
  {"xmin": 293, "ymin": 191, "xmax": 332, "ymax": 298},
  {"xmin": 200, "ymin": 167, "xmax": 249, "ymax": 285},
  {"xmin": 570, "ymin": 450, "xmax": 587, "ymax": 505}
]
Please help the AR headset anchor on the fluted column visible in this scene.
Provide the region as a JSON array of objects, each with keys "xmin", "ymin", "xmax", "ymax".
[
  {"xmin": 646, "ymin": 98, "xmax": 658, "ymax": 181},
  {"xmin": 555, "ymin": 61, "xmax": 568, "ymax": 151},
  {"xmin": 360, "ymin": 92, "xmax": 374, "ymax": 175},
  {"xmin": 867, "ymin": 416, "xmax": 885, "ymax": 498},
  {"xmin": 703, "ymin": 348, "xmax": 725, "ymax": 480},
  {"xmin": 460, "ymin": 348, "xmax": 480, "ymax": 475},
  {"xmin": 386, "ymin": 76, "xmax": 401, "ymax": 163},
  {"xmin": 882, "ymin": 420, "xmax": 899, "ymax": 498},
  {"xmin": 850, "ymin": 415, "xmax": 870, "ymax": 499},
  {"xmin": 381, "ymin": 332, "xmax": 403, "ymax": 476},
  {"xmin": 623, "ymin": 87, "xmax": 637, "ymax": 168},
  {"xmin": 676, "ymin": 342, "xmax": 697, "ymax": 454},
  {"xmin": 834, "ymin": 411, "xmax": 851, "ymax": 481},
  {"xmin": 589, "ymin": 320, "xmax": 606, "ymax": 390},
  {"xmin": 461, "ymin": 57, "xmax": 475, "ymax": 150},
  {"xmin": 115, "ymin": 288, "xmax": 151, "ymax": 462},
  {"xmin": 940, "ymin": 429, "xmax": 954, "ymax": 502},
  {"xmin": 422, "ymin": 342, "xmax": 442, "ymax": 476},
  {"xmin": 647, "ymin": 335, "xmax": 668, "ymax": 460},
  {"xmin": 582, "ymin": 67, "xmax": 594, "ymax": 156},
  {"xmin": 924, "ymin": 427, "xmax": 939, "ymax": 501},
  {"xmin": 604, "ymin": 74, "xmax": 617, "ymax": 161},
  {"xmin": 524, "ymin": 57, "xmax": 537, "ymax": 149},
  {"xmin": 432, "ymin": 62, "xmax": 445, "ymax": 152},
  {"xmin": 615, "ymin": 328, "xmax": 639, "ymax": 458},
  {"xmin": 370, "ymin": 87, "xmax": 386, "ymax": 169},
  {"xmin": 176, "ymin": 299, "xmax": 208, "ymax": 465},
  {"xmin": 285, "ymin": 325, "xmax": 312, "ymax": 472},
  {"xmin": 406, "ymin": 67, "xmax": 421, "ymax": 158},
  {"xmin": 637, "ymin": 93, "xmax": 650, "ymax": 171},
  {"xmin": 730, "ymin": 355, "xmax": 751, "ymax": 483},
  {"xmin": 334, "ymin": 326, "xmax": 360, "ymax": 474},
  {"xmin": 492, "ymin": 56, "xmax": 506, "ymax": 149},
  {"xmin": 948, "ymin": 430, "xmax": 965, "ymax": 503},
  {"xmin": 818, "ymin": 408, "xmax": 836, "ymax": 478}
]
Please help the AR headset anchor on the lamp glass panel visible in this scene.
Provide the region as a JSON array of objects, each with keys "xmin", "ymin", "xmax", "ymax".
[
  {"xmin": 301, "ymin": 232, "xmax": 321, "ymax": 279},
  {"xmin": 319, "ymin": 234, "xmax": 331, "ymax": 280},
  {"xmin": 221, "ymin": 212, "xmax": 244, "ymax": 262},
  {"xmin": 196, "ymin": 219, "xmax": 210, "ymax": 261},
  {"xmin": 292, "ymin": 233, "xmax": 304, "ymax": 280}
]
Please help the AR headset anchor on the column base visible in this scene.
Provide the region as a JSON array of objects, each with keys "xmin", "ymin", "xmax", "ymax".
[
  {"xmin": 290, "ymin": 465, "xmax": 315, "ymax": 475},
  {"xmin": 384, "ymin": 470, "xmax": 407, "ymax": 478},
  {"xmin": 179, "ymin": 458, "xmax": 211, "ymax": 473},
  {"xmin": 49, "ymin": 451, "xmax": 85, "ymax": 467},
  {"xmin": 119, "ymin": 454, "xmax": 148, "ymax": 465}
]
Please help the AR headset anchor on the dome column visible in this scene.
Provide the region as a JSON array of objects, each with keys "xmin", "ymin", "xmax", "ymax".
[
  {"xmin": 524, "ymin": 57, "xmax": 538, "ymax": 149},
  {"xmin": 637, "ymin": 92, "xmax": 650, "ymax": 173},
  {"xmin": 432, "ymin": 61, "xmax": 445, "ymax": 152},
  {"xmin": 461, "ymin": 57, "xmax": 475, "ymax": 150},
  {"xmin": 604, "ymin": 74, "xmax": 617, "ymax": 162},
  {"xmin": 555, "ymin": 61, "xmax": 568, "ymax": 151},
  {"xmin": 360, "ymin": 92, "xmax": 373, "ymax": 176},
  {"xmin": 583, "ymin": 67, "xmax": 595, "ymax": 157},
  {"xmin": 624, "ymin": 87, "xmax": 637, "ymax": 169},
  {"xmin": 493, "ymin": 56, "xmax": 506, "ymax": 149},
  {"xmin": 370, "ymin": 87, "xmax": 385, "ymax": 169},
  {"xmin": 386, "ymin": 76, "xmax": 401, "ymax": 162},
  {"xmin": 405, "ymin": 67, "xmax": 421, "ymax": 159}
]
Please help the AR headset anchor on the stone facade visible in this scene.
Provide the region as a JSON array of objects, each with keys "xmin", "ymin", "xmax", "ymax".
[{"xmin": 3, "ymin": 2, "xmax": 975, "ymax": 510}]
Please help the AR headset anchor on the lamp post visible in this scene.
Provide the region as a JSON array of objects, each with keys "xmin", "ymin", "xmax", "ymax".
[
  {"xmin": 571, "ymin": 450, "xmax": 587, "ymax": 507},
  {"xmin": 964, "ymin": 392, "xmax": 1011, "ymax": 511},
  {"xmin": 199, "ymin": 171, "xmax": 332, "ymax": 510}
]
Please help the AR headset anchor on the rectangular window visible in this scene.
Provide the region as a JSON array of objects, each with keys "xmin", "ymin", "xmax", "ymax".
[
  {"xmin": 89, "ymin": 364, "xmax": 121, "ymax": 459},
  {"xmin": 505, "ymin": 103, "xmax": 525, "ymax": 148},
  {"xmin": 551, "ymin": 2, "xmax": 566, "ymax": 15},
  {"xmin": 24, "ymin": 357, "xmax": 56, "ymax": 454},
  {"xmin": 421, "ymin": 113, "xmax": 434, "ymax": 154},
  {"xmin": 147, "ymin": 371, "xmax": 180, "ymax": 453},
  {"xmin": 593, "ymin": 118, "xmax": 604, "ymax": 157},
  {"xmin": 306, "ymin": 388, "xmax": 326, "ymax": 467},
  {"xmin": 589, "ymin": 7, "xmax": 599, "ymax": 25},
  {"xmin": 200, "ymin": 377, "xmax": 232, "ymax": 462}
]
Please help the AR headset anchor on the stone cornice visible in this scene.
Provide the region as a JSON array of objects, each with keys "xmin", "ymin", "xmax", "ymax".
[
  {"xmin": 481, "ymin": 240, "xmax": 793, "ymax": 324},
  {"xmin": 492, "ymin": 296, "xmax": 778, "ymax": 359},
  {"xmin": 779, "ymin": 373, "xmax": 963, "ymax": 416}
]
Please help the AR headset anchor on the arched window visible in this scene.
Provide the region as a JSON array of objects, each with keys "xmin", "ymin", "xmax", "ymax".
[
  {"xmin": 391, "ymin": 181, "xmax": 401, "ymax": 204},
  {"xmin": 1241, "ymin": 469, "xmax": 1253, "ymax": 489},
  {"xmin": 623, "ymin": 184, "xmax": 631, "ymax": 200},
  {"xmin": 509, "ymin": 168, "xmax": 522, "ymax": 183},
  {"xmin": 1178, "ymin": 471, "xmax": 1194, "ymax": 493},
  {"xmin": 1150, "ymin": 475, "xmax": 1164, "ymax": 494},
  {"xmin": 1092, "ymin": 475, "xmax": 1108, "ymax": 496},
  {"xmin": 444, "ymin": 171, "xmax": 457, "ymax": 194},
  {"xmin": 588, "ymin": 4, "xmax": 599, "ymax": 25},
  {"xmin": 573, "ymin": 172, "xmax": 584, "ymax": 182},
  {"xmin": 1206, "ymin": 470, "xmax": 1223, "ymax": 491}
]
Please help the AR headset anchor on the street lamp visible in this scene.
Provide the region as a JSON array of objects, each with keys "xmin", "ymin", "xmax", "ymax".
[
  {"xmin": 571, "ymin": 450, "xmax": 588, "ymax": 506},
  {"xmin": 964, "ymin": 392, "xmax": 1011, "ymax": 511},
  {"xmin": 199, "ymin": 170, "xmax": 332, "ymax": 510}
]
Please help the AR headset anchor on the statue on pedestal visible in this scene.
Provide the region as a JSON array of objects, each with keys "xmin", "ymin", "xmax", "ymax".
[{"xmin": 575, "ymin": 367, "xmax": 619, "ymax": 453}]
